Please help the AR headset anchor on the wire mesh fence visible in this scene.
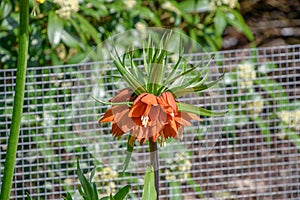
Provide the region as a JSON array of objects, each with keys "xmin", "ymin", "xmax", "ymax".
[{"xmin": 0, "ymin": 44, "xmax": 299, "ymax": 199}]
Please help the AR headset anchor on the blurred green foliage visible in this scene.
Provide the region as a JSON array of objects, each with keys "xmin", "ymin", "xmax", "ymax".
[
  {"xmin": 223, "ymin": 58, "xmax": 300, "ymax": 148},
  {"xmin": 0, "ymin": 0, "xmax": 253, "ymax": 69}
]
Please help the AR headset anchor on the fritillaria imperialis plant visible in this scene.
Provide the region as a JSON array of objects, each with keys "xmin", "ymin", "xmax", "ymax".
[{"xmin": 96, "ymin": 33, "xmax": 226, "ymax": 199}]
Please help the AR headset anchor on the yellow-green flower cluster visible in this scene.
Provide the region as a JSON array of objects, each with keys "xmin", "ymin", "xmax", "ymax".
[
  {"xmin": 244, "ymin": 98, "xmax": 264, "ymax": 117},
  {"xmin": 53, "ymin": 0, "xmax": 79, "ymax": 19},
  {"xmin": 165, "ymin": 152, "xmax": 192, "ymax": 181},
  {"xmin": 123, "ymin": 0, "xmax": 136, "ymax": 10},
  {"xmin": 89, "ymin": 166, "xmax": 118, "ymax": 198},
  {"xmin": 237, "ymin": 63, "xmax": 256, "ymax": 90},
  {"xmin": 278, "ymin": 110, "xmax": 300, "ymax": 131},
  {"xmin": 209, "ymin": 0, "xmax": 238, "ymax": 10}
]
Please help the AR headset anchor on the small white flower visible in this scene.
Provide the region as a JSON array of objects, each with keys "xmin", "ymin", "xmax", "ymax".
[
  {"xmin": 124, "ymin": 0, "xmax": 136, "ymax": 9},
  {"xmin": 54, "ymin": 0, "xmax": 79, "ymax": 19},
  {"xmin": 278, "ymin": 110, "xmax": 300, "ymax": 131},
  {"xmin": 237, "ymin": 63, "xmax": 256, "ymax": 89}
]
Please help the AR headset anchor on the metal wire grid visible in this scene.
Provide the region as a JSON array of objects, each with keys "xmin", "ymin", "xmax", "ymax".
[{"xmin": 0, "ymin": 44, "xmax": 299, "ymax": 199}]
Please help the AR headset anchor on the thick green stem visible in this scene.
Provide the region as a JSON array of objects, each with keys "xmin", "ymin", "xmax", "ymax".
[
  {"xmin": 149, "ymin": 141, "xmax": 159, "ymax": 200},
  {"xmin": 0, "ymin": 1, "xmax": 29, "ymax": 199}
]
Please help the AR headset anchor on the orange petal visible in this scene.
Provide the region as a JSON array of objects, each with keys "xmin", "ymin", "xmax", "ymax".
[
  {"xmin": 114, "ymin": 106, "xmax": 130, "ymax": 122},
  {"xmin": 182, "ymin": 112, "xmax": 203, "ymax": 122},
  {"xmin": 110, "ymin": 88, "xmax": 133, "ymax": 102},
  {"xmin": 99, "ymin": 108, "xmax": 114, "ymax": 123},
  {"xmin": 161, "ymin": 92, "xmax": 177, "ymax": 111},
  {"xmin": 133, "ymin": 93, "xmax": 148, "ymax": 105},
  {"xmin": 129, "ymin": 102, "xmax": 147, "ymax": 117},
  {"xmin": 163, "ymin": 124, "xmax": 177, "ymax": 138},
  {"xmin": 175, "ymin": 113, "xmax": 192, "ymax": 126},
  {"xmin": 141, "ymin": 93, "xmax": 158, "ymax": 105},
  {"xmin": 112, "ymin": 123, "xmax": 125, "ymax": 137}
]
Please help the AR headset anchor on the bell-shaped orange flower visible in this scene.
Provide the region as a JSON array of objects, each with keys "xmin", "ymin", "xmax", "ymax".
[
  {"xmin": 158, "ymin": 92, "xmax": 203, "ymax": 140},
  {"xmin": 98, "ymin": 88, "xmax": 135, "ymax": 137},
  {"xmin": 99, "ymin": 89, "xmax": 204, "ymax": 145}
]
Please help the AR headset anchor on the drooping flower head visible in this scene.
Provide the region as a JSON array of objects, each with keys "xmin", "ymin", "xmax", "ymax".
[{"xmin": 96, "ymin": 32, "xmax": 226, "ymax": 147}]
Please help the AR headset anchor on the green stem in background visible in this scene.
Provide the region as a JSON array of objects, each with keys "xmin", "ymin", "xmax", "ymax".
[
  {"xmin": 149, "ymin": 141, "xmax": 159, "ymax": 200},
  {"xmin": 0, "ymin": 0, "xmax": 29, "ymax": 199}
]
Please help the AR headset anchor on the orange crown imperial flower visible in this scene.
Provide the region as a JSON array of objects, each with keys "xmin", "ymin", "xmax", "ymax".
[
  {"xmin": 95, "ymin": 32, "xmax": 226, "ymax": 150},
  {"xmin": 99, "ymin": 88, "xmax": 203, "ymax": 145}
]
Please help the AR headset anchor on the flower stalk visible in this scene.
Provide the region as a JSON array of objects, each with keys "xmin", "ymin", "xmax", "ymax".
[
  {"xmin": 149, "ymin": 141, "xmax": 159, "ymax": 199},
  {"xmin": 0, "ymin": 0, "xmax": 29, "ymax": 199}
]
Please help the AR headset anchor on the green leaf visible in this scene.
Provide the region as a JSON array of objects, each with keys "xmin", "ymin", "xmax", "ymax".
[
  {"xmin": 110, "ymin": 194, "xmax": 115, "ymax": 200},
  {"xmin": 61, "ymin": 30, "xmax": 81, "ymax": 48},
  {"xmin": 225, "ymin": 8, "xmax": 254, "ymax": 41},
  {"xmin": 169, "ymin": 181, "xmax": 183, "ymax": 200},
  {"xmin": 179, "ymin": 0, "xmax": 210, "ymax": 13},
  {"xmin": 203, "ymin": 34, "xmax": 219, "ymax": 51},
  {"xmin": 26, "ymin": 193, "xmax": 33, "ymax": 200},
  {"xmin": 148, "ymin": 49, "xmax": 168, "ymax": 94},
  {"xmin": 254, "ymin": 116, "xmax": 271, "ymax": 143},
  {"xmin": 112, "ymin": 55, "xmax": 146, "ymax": 95},
  {"xmin": 129, "ymin": 52, "xmax": 147, "ymax": 85},
  {"xmin": 214, "ymin": 8, "xmax": 227, "ymax": 36},
  {"xmin": 113, "ymin": 185, "xmax": 130, "ymax": 200},
  {"xmin": 47, "ymin": 11, "xmax": 64, "ymax": 48},
  {"xmin": 171, "ymin": 72, "xmax": 224, "ymax": 97},
  {"xmin": 142, "ymin": 166, "xmax": 157, "ymax": 200},
  {"xmin": 76, "ymin": 160, "xmax": 94, "ymax": 200},
  {"xmin": 73, "ymin": 13, "xmax": 101, "ymax": 44},
  {"xmin": 122, "ymin": 135, "xmax": 134, "ymax": 172},
  {"xmin": 177, "ymin": 102, "xmax": 228, "ymax": 117},
  {"xmin": 64, "ymin": 192, "xmax": 73, "ymax": 200},
  {"xmin": 91, "ymin": 96, "xmax": 132, "ymax": 106},
  {"xmin": 0, "ymin": 1, "xmax": 12, "ymax": 20}
]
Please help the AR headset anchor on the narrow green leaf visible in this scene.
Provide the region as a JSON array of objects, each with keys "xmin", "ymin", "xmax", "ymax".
[
  {"xmin": 76, "ymin": 160, "xmax": 94, "ymax": 199},
  {"xmin": 91, "ymin": 96, "xmax": 132, "ymax": 106},
  {"xmin": 47, "ymin": 11, "xmax": 64, "ymax": 48},
  {"xmin": 177, "ymin": 102, "xmax": 227, "ymax": 117},
  {"xmin": 214, "ymin": 8, "xmax": 227, "ymax": 36},
  {"xmin": 64, "ymin": 192, "xmax": 74, "ymax": 200},
  {"xmin": 110, "ymin": 194, "xmax": 115, "ymax": 200},
  {"xmin": 61, "ymin": 30, "xmax": 81, "ymax": 48},
  {"xmin": 89, "ymin": 166, "xmax": 96, "ymax": 183},
  {"xmin": 73, "ymin": 13, "xmax": 101, "ymax": 44},
  {"xmin": 142, "ymin": 166, "xmax": 157, "ymax": 200},
  {"xmin": 113, "ymin": 185, "xmax": 130, "ymax": 200},
  {"xmin": 171, "ymin": 73, "xmax": 224, "ymax": 97},
  {"xmin": 167, "ymin": 59, "xmax": 212, "ymax": 93},
  {"xmin": 165, "ymin": 65, "xmax": 196, "ymax": 86},
  {"xmin": 164, "ymin": 49, "xmax": 184, "ymax": 84},
  {"xmin": 26, "ymin": 193, "xmax": 33, "ymax": 200},
  {"xmin": 225, "ymin": 8, "xmax": 254, "ymax": 41},
  {"xmin": 129, "ymin": 52, "xmax": 146, "ymax": 85},
  {"xmin": 92, "ymin": 182, "xmax": 99, "ymax": 200},
  {"xmin": 122, "ymin": 135, "xmax": 134, "ymax": 172},
  {"xmin": 112, "ymin": 57, "xmax": 146, "ymax": 95}
]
